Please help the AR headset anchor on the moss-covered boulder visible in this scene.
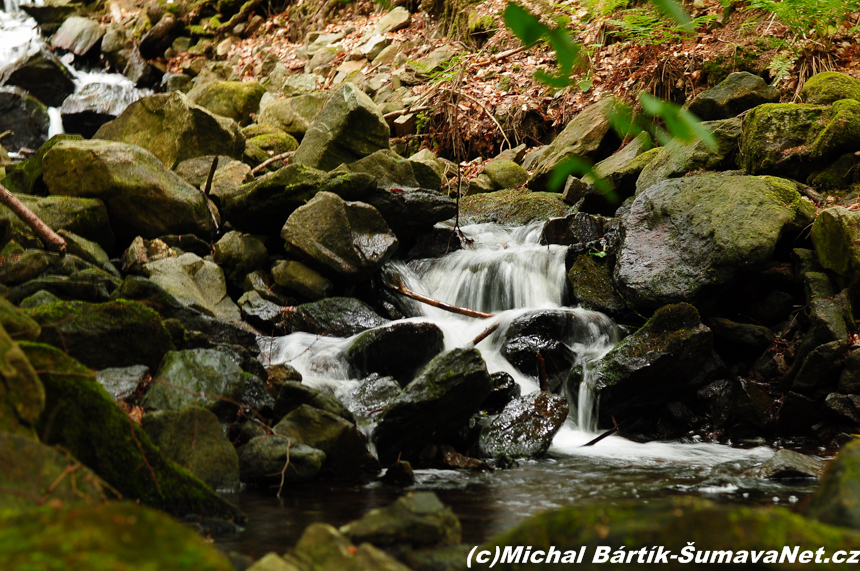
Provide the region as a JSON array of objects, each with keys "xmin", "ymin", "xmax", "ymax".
[
  {"xmin": 279, "ymin": 297, "xmax": 388, "ymax": 337},
  {"xmin": 243, "ymin": 130, "xmax": 299, "ymax": 168},
  {"xmin": 142, "ymin": 407, "xmax": 241, "ymax": 492},
  {"xmin": 272, "ymin": 381, "xmax": 355, "ymax": 425},
  {"xmin": 805, "ymin": 439, "xmax": 860, "ymax": 529},
  {"xmin": 258, "ymin": 91, "xmax": 329, "ymax": 139},
  {"xmin": 567, "ymin": 254, "xmax": 628, "ymax": 318},
  {"xmin": 0, "ymin": 194, "xmax": 115, "ymax": 252},
  {"xmin": 24, "ymin": 342, "xmax": 244, "ymax": 521},
  {"xmin": 187, "ymin": 80, "xmax": 265, "ymax": 126},
  {"xmin": 483, "ymin": 159, "xmax": 529, "ymax": 190},
  {"xmin": 373, "ymin": 348, "xmax": 493, "ymax": 464},
  {"xmin": 0, "ymin": 502, "xmax": 235, "ymax": 570},
  {"xmin": 569, "ymin": 132, "xmax": 654, "ymax": 211},
  {"xmin": 285, "ymin": 522, "xmax": 412, "ymax": 571},
  {"xmin": 686, "ymin": 71, "xmax": 781, "ymax": 120},
  {"xmin": 26, "ymin": 300, "xmax": 174, "ymax": 370},
  {"xmin": 801, "ymin": 71, "xmax": 860, "ymax": 105},
  {"xmin": 0, "ymin": 297, "xmax": 40, "ymax": 341},
  {"xmin": 143, "ymin": 252, "xmax": 240, "ymax": 321},
  {"xmin": 811, "ymin": 206, "xmax": 860, "ymax": 282},
  {"xmin": 615, "ymin": 173, "xmax": 813, "ymax": 311},
  {"xmin": 336, "ymin": 149, "xmax": 419, "ymax": 188},
  {"xmin": 238, "ymin": 435, "xmax": 325, "ymax": 485},
  {"xmin": 461, "ymin": 189, "xmax": 570, "ymax": 225},
  {"xmin": 0, "ymin": 133, "xmax": 81, "ymax": 196},
  {"xmin": 281, "ymin": 191, "xmax": 398, "ymax": 284},
  {"xmin": 42, "ymin": 139, "xmax": 216, "ymax": 244},
  {"xmin": 0, "ymin": 323, "xmax": 44, "ymax": 437},
  {"xmin": 293, "ymin": 82, "xmax": 390, "ymax": 171},
  {"xmin": 94, "ymin": 92, "xmax": 244, "ymax": 169}
]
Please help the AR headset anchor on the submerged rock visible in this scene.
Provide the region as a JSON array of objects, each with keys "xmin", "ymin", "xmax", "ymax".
[{"xmin": 478, "ymin": 391, "xmax": 569, "ymax": 459}]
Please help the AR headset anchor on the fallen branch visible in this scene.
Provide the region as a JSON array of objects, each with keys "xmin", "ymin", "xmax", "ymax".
[
  {"xmin": 536, "ymin": 353, "xmax": 548, "ymax": 392},
  {"xmin": 0, "ymin": 182, "xmax": 66, "ymax": 254},
  {"xmin": 469, "ymin": 321, "xmax": 500, "ymax": 346},
  {"xmin": 203, "ymin": 156, "xmax": 218, "ymax": 196},
  {"xmin": 386, "ymin": 276, "xmax": 494, "ymax": 319},
  {"xmin": 0, "ymin": 130, "xmax": 12, "ymax": 141},
  {"xmin": 582, "ymin": 418, "xmax": 623, "ymax": 447},
  {"xmin": 250, "ymin": 151, "xmax": 295, "ymax": 176}
]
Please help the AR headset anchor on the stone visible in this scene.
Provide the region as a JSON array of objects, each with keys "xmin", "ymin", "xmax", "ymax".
[
  {"xmin": 23, "ymin": 342, "xmax": 244, "ymax": 521},
  {"xmin": 482, "ymin": 159, "xmax": 529, "ymax": 190},
  {"xmin": 0, "ymin": 86, "xmax": 49, "ymax": 152},
  {"xmin": 615, "ymin": 173, "xmax": 813, "ymax": 311},
  {"xmin": 293, "ymin": 82, "xmax": 390, "ymax": 171},
  {"xmin": 100, "ymin": 26, "xmax": 131, "ymax": 71},
  {"xmin": 143, "ymin": 407, "xmax": 241, "ymax": 491},
  {"xmin": 238, "ymin": 435, "xmax": 325, "ymax": 485},
  {"xmin": 212, "ymin": 231, "xmax": 269, "ymax": 287},
  {"xmin": 244, "ymin": 130, "xmax": 299, "ymax": 169},
  {"xmin": 258, "ymin": 92, "xmax": 329, "ymax": 139},
  {"xmin": 346, "ymin": 321, "xmax": 444, "ymax": 386},
  {"xmin": 138, "ymin": 13, "xmax": 181, "ymax": 59},
  {"xmin": 347, "ymin": 374, "xmax": 402, "ymax": 422},
  {"xmin": 26, "ymin": 300, "xmax": 174, "ymax": 370},
  {"xmin": 0, "ymin": 323, "xmax": 44, "ymax": 437},
  {"xmin": 478, "ymin": 391, "xmax": 569, "ymax": 459},
  {"xmin": 42, "ymin": 139, "xmax": 215, "ymax": 244},
  {"xmin": 143, "ymin": 253, "xmax": 241, "ymax": 322},
  {"xmin": 281, "ymin": 191, "xmax": 398, "ymax": 284},
  {"xmin": 373, "ymin": 348, "xmax": 493, "ymax": 463},
  {"xmin": 336, "ymin": 149, "xmax": 418, "ymax": 187},
  {"xmin": 279, "ymin": 297, "xmax": 388, "ymax": 336},
  {"xmin": 239, "ymin": 290, "xmax": 282, "ymax": 330},
  {"xmin": 792, "ymin": 339, "xmax": 852, "ymax": 393},
  {"xmin": 174, "ymin": 154, "xmax": 252, "ymax": 198},
  {"xmin": 373, "ymin": 7, "xmax": 412, "ymax": 35},
  {"xmin": 805, "ymin": 439, "xmax": 860, "ymax": 529},
  {"xmin": 271, "ymin": 260, "xmax": 333, "ymax": 301},
  {"xmin": 94, "ymin": 92, "xmax": 244, "ymax": 169},
  {"xmin": 286, "ymin": 523, "xmax": 411, "ymax": 571},
  {"xmin": 749, "ymin": 448, "xmax": 824, "ymax": 480},
  {"xmin": 280, "ymin": 73, "xmax": 322, "ymax": 96},
  {"xmin": 707, "ymin": 317, "xmax": 774, "ymax": 350},
  {"xmin": 360, "ymin": 35, "xmax": 391, "ymax": 61},
  {"xmin": 567, "ymin": 255, "xmax": 628, "ymax": 317},
  {"xmin": 50, "ymin": 16, "xmax": 104, "ymax": 57},
  {"xmin": 839, "ymin": 349, "xmax": 860, "ymax": 394},
  {"xmin": 801, "ymin": 71, "xmax": 860, "ymax": 105},
  {"xmin": 96, "ymin": 364, "xmax": 149, "ymax": 401},
  {"xmin": 187, "ymin": 80, "xmax": 266, "ymax": 126},
  {"xmin": 0, "ymin": 47, "xmax": 75, "ymax": 107},
  {"xmin": 60, "ymin": 82, "xmax": 142, "ymax": 139},
  {"xmin": 685, "ymin": 71, "xmax": 781, "ymax": 120},
  {"xmin": 0, "ymin": 194, "xmax": 114, "ymax": 253},
  {"xmin": 123, "ymin": 48, "xmax": 161, "ymax": 88},
  {"xmin": 811, "ymin": 206, "xmax": 860, "ymax": 281},
  {"xmin": 143, "ymin": 348, "xmax": 246, "ymax": 417},
  {"xmin": 0, "ymin": 297, "xmax": 40, "ymax": 342},
  {"xmin": 460, "ymin": 189, "xmax": 570, "ymax": 225},
  {"xmin": 466, "ymin": 174, "xmax": 494, "ymax": 195},
  {"xmin": 824, "ymin": 393, "xmax": 860, "ymax": 424},
  {"xmin": 272, "ymin": 382, "xmax": 355, "ymax": 425}
]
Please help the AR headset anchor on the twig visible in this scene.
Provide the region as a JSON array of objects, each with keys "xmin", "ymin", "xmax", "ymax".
[
  {"xmin": 439, "ymin": 87, "xmax": 512, "ymax": 150},
  {"xmin": 203, "ymin": 156, "xmax": 218, "ymax": 196},
  {"xmin": 536, "ymin": 353, "xmax": 548, "ymax": 392},
  {"xmin": 42, "ymin": 463, "xmax": 82, "ymax": 499},
  {"xmin": 581, "ymin": 426, "xmax": 618, "ymax": 447},
  {"xmin": 251, "ymin": 151, "xmax": 295, "ymax": 176},
  {"xmin": 0, "ymin": 182, "xmax": 66, "ymax": 254},
  {"xmin": 469, "ymin": 321, "xmax": 500, "ymax": 346},
  {"xmin": 386, "ymin": 276, "xmax": 494, "ymax": 319},
  {"xmin": 276, "ymin": 437, "xmax": 291, "ymax": 499}
]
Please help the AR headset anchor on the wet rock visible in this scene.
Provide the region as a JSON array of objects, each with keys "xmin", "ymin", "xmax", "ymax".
[
  {"xmin": 685, "ymin": 71, "xmax": 781, "ymax": 120},
  {"xmin": 51, "ymin": 16, "xmax": 104, "ymax": 57},
  {"xmin": 347, "ymin": 374, "xmax": 402, "ymax": 422},
  {"xmin": 460, "ymin": 189, "xmax": 570, "ymax": 225},
  {"xmin": 732, "ymin": 378, "xmax": 777, "ymax": 431},
  {"xmin": 838, "ymin": 349, "xmax": 860, "ymax": 394},
  {"xmin": 271, "ymin": 259, "xmax": 333, "ymax": 301},
  {"xmin": 346, "ymin": 321, "xmax": 444, "ymax": 386},
  {"xmin": 239, "ymin": 291, "xmax": 282, "ymax": 330},
  {"xmin": 540, "ymin": 212, "xmax": 602, "ymax": 246},
  {"xmin": 0, "ymin": 194, "xmax": 114, "ymax": 252},
  {"xmin": 42, "ymin": 139, "xmax": 216, "ymax": 244},
  {"xmin": 143, "ymin": 348, "xmax": 247, "ymax": 418},
  {"xmin": 805, "ymin": 439, "xmax": 860, "ymax": 529},
  {"xmin": 143, "ymin": 407, "xmax": 241, "ymax": 491},
  {"xmin": 94, "ymin": 92, "xmax": 244, "ymax": 169},
  {"xmin": 293, "ymin": 82, "xmax": 390, "ymax": 171},
  {"xmin": 479, "ymin": 392, "xmax": 569, "ymax": 459},
  {"xmin": 281, "ymin": 191, "xmax": 398, "ymax": 284},
  {"xmin": 95, "ymin": 364, "xmax": 149, "ymax": 401},
  {"xmin": 749, "ymin": 449, "xmax": 824, "ymax": 480},
  {"xmin": 381, "ymin": 460, "xmax": 415, "ymax": 486},
  {"xmin": 187, "ymin": 80, "xmax": 265, "ymax": 126},
  {"xmin": 26, "ymin": 300, "xmax": 173, "ymax": 370},
  {"xmin": 24, "ymin": 342, "xmax": 244, "ymax": 521},
  {"xmin": 273, "ymin": 382, "xmax": 356, "ymax": 425},
  {"xmin": 615, "ymin": 173, "xmax": 813, "ymax": 311},
  {"xmin": 792, "ymin": 339, "xmax": 852, "ymax": 393},
  {"xmin": 0, "ymin": 86, "xmax": 49, "ymax": 151},
  {"xmin": 280, "ymin": 297, "xmax": 388, "ymax": 337},
  {"xmin": 0, "ymin": 47, "xmax": 74, "ymax": 107},
  {"xmin": 707, "ymin": 317, "xmax": 773, "ymax": 350},
  {"xmin": 779, "ymin": 391, "xmax": 821, "ymax": 435},
  {"xmin": 340, "ymin": 491, "xmax": 460, "ymax": 548},
  {"xmin": 529, "ymin": 98, "xmax": 620, "ymax": 192},
  {"xmin": 373, "ymin": 348, "xmax": 493, "ymax": 463},
  {"xmin": 143, "ymin": 253, "xmax": 240, "ymax": 322},
  {"xmin": 258, "ymin": 91, "xmax": 329, "ymax": 139},
  {"xmin": 0, "ymin": 324, "xmax": 44, "ymax": 437},
  {"xmin": 274, "ymin": 404, "xmax": 379, "ymax": 477},
  {"xmin": 213, "ymin": 231, "xmax": 269, "ymax": 287},
  {"xmin": 481, "ymin": 371, "xmax": 521, "ymax": 414},
  {"xmin": 590, "ymin": 303, "xmax": 723, "ymax": 431},
  {"xmin": 824, "ymin": 393, "xmax": 860, "ymax": 424},
  {"xmin": 801, "ymin": 71, "xmax": 860, "ymax": 104},
  {"xmin": 238, "ymin": 435, "xmax": 325, "ymax": 485},
  {"xmin": 405, "ymin": 225, "xmax": 462, "ymax": 259},
  {"xmin": 285, "ymin": 522, "xmax": 411, "ymax": 571},
  {"xmin": 636, "ymin": 118, "xmax": 741, "ymax": 192},
  {"xmin": 567, "ymin": 254, "xmax": 628, "ymax": 318}
]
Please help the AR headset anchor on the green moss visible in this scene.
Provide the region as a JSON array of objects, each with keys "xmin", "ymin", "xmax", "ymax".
[
  {"xmin": 460, "ymin": 189, "xmax": 570, "ymax": 224},
  {"xmin": 801, "ymin": 71, "xmax": 860, "ymax": 105},
  {"xmin": 0, "ymin": 323, "xmax": 44, "ymax": 437}
]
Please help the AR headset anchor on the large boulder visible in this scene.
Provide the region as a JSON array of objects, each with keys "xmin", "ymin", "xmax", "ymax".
[
  {"xmin": 685, "ymin": 71, "xmax": 781, "ymax": 120},
  {"xmin": 614, "ymin": 173, "xmax": 813, "ymax": 311},
  {"xmin": 238, "ymin": 435, "xmax": 325, "ymax": 485},
  {"xmin": 258, "ymin": 92, "xmax": 329, "ymax": 139},
  {"xmin": 478, "ymin": 391, "xmax": 569, "ymax": 459},
  {"xmin": 0, "ymin": 324, "xmax": 44, "ymax": 438},
  {"xmin": 26, "ymin": 300, "xmax": 174, "ymax": 370},
  {"xmin": 0, "ymin": 47, "xmax": 75, "ymax": 107},
  {"xmin": 373, "ymin": 348, "xmax": 493, "ymax": 463},
  {"xmin": 42, "ymin": 139, "xmax": 216, "ymax": 244},
  {"xmin": 281, "ymin": 522, "xmax": 412, "ymax": 571},
  {"xmin": 50, "ymin": 16, "xmax": 104, "ymax": 57},
  {"xmin": 144, "ymin": 252, "xmax": 240, "ymax": 322},
  {"xmin": 336, "ymin": 149, "xmax": 419, "ymax": 188},
  {"xmin": 1, "ymin": 133, "xmax": 80, "ymax": 195},
  {"xmin": 281, "ymin": 191, "xmax": 398, "ymax": 284},
  {"xmin": 94, "ymin": 92, "xmax": 244, "ymax": 169},
  {"xmin": 292, "ymin": 82, "xmax": 390, "ymax": 171},
  {"xmin": 0, "ymin": 87, "xmax": 49, "ymax": 152},
  {"xmin": 279, "ymin": 297, "xmax": 388, "ymax": 337},
  {"xmin": 187, "ymin": 80, "xmax": 266, "ymax": 126},
  {"xmin": 805, "ymin": 439, "xmax": 860, "ymax": 529},
  {"xmin": 811, "ymin": 206, "xmax": 860, "ymax": 282},
  {"xmin": 345, "ymin": 321, "xmax": 445, "ymax": 386},
  {"xmin": 589, "ymin": 303, "xmax": 723, "ymax": 432},
  {"xmin": 801, "ymin": 71, "xmax": 860, "ymax": 105}
]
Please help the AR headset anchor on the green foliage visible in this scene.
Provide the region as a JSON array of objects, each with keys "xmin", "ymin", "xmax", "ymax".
[
  {"xmin": 610, "ymin": 7, "xmax": 715, "ymax": 46},
  {"xmin": 747, "ymin": 0, "xmax": 860, "ymax": 40},
  {"xmin": 581, "ymin": 0, "xmax": 630, "ymax": 18},
  {"xmin": 767, "ymin": 51, "xmax": 798, "ymax": 86}
]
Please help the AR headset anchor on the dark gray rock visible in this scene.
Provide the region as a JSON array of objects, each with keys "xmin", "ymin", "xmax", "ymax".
[
  {"xmin": 685, "ymin": 71, "xmax": 780, "ymax": 120},
  {"xmin": 0, "ymin": 87, "xmax": 49, "ymax": 151},
  {"xmin": 346, "ymin": 321, "xmax": 444, "ymax": 386},
  {"xmin": 96, "ymin": 364, "xmax": 149, "ymax": 401},
  {"xmin": 478, "ymin": 391, "xmax": 569, "ymax": 459},
  {"xmin": 280, "ymin": 297, "xmax": 388, "ymax": 337},
  {"xmin": 238, "ymin": 435, "xmax": 324, "ymax": 485},
  {"xmin": 825, "ymin": 393, "xmax": 860, "ymax": 425},
  {"xmin": 272, "ymin": 382, "xmax": 355, "ymax": 425},
  {"xmin": 0, "ymin": 47, "xmax": 74, "ymax": 107}
]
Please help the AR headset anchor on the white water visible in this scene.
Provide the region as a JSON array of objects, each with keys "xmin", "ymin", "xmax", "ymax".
[{"xmin": 263, "ymin": 221, "xmax": 774, "ymax": 470}]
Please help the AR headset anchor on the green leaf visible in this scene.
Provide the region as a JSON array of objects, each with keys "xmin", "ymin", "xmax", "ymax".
[
  {"xmin": 548, "ymin": 156, "xmax": 618, "ymax": 204},
  {"xmin": 650, "ymin": 0, "xmax": 691, "ymax": 28},
  {"xmin": 503, "ymin": 3, "xmax": 547, "ymax": 47},
  {"xmin": 578, "ymin": 79, "xmax": 593, "ymax": 92}
]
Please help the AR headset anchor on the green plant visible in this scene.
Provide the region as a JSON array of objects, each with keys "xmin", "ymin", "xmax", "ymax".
[
  {"xmin": 582, "ymin": 0, "xmax": 631, "ymax": 18},
  {"xmin": 767, "ymin": 51, "xmax": 798, "ymax": 87},
  {"xmin": 610, "ymin": 7, "xmax": 715, "ymax": 46},
  {"xmin": 747, "ymin": 0, "xmax": 860, "ymax": 40}
]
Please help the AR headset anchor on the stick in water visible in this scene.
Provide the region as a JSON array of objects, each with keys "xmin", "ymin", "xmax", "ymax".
[
  {"xmin": 0, "ymin": 182, "xmax": 66, "ymax": 254},
  {"xmin": 386, "ymin": 276, "xmax": 494, "ymax": 319},
  {"xmin": 469, "ymin": 321, "xmax": 500, "ymax": 346}
]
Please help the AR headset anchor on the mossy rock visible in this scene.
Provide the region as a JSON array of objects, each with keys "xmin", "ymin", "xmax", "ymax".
[
  {"xmin": 24, "ymin": 342, "xmax": 245, "ymax": 522},
  {"xmin": 0, "ymin": 323, "xmax": 44, "ymax": 437},
  {"xmin": 482, "ymin": 159, "xmax": 528, "ymax": 190},
  {"xmin": 26, "ymin": 300, "xmax": 175, "ymax": 370},
  {"xmin": 0, "ymin": 502, "xmax": 234, "ymax": 570},
  {"xmin": 805, "ymin": 439, "xmax": 860, "ymax": 529},
  {"xmin": 811, "ymin": 206, "xmax": 860, "ymax": 281},
  {"xmin": 568, "ymin": 254, "xmax": 627, "ymax": 317},
  {"xmin": 0, "ymin": 133, "xmax": 82, "ymax": 195},
  {"xmin": 243, "ymin": 131, "xmax": 299, "ymax": 168},
  {"xmin": 801, "ymin": 71, "xmax": 860, "ymax": 105},
  {"xmin": 0, "ymin": 194, "xmax": 115, "ymax": 253},
  {"xmin": 0, "ymin": 296, "xmax": 41, "ymax": 341},
  {"xmin": 460, "ymin": 189, "xmax": 570, "ymax": 225},
  {"xmin": 186, "ymin": 80, "xmax": 265, "ymax": 126},
  {"xmin": 258, "ymin": 91, "xmax": 330, "ymax": 139}
]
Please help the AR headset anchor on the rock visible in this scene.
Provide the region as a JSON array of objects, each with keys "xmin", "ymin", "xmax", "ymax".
[
  {"xmin": 100, "ymin": 25, "xmax": 131, "ymax": 71},
  {"xmin": 221, "ymin": 163, "xmax": 376, "ymax": 235},
  {"xmin": 0, "ymin": 297, "xmax": 41, "ymax": 342},
  {"xmin": 42, "ymin": 139, "xmax": 216, "ymax": 244},
  {"xmin": 0, "ymin": 86, "xmax": 49, "ymax": 152},
  {"xmin": 340, "ymin": 491, "xmax": 460, "ymax": 548},
  {"xmin": 244, "ymin": 130, "xmax": 299, "ymax": 169},
  {"xmin": 122, "ymin": 47, "xmax": 161, "ymax": 88},
  {"xmin": 143, "ymin": 348, "xmax": 246, "ymax": 417},
  {"xmin": 540, "ymin": 212, "xmax": 602, "ymax": 246},
  {"xmin": 801, "ymin": 71, "xmax": 860, "ymax": 104},
  {"xmin": 95, "ymin": 364, "xmax": 149, "ymax": 401},
  {"xmin": 143, "ymin": 253, "xmax": 240, "ymax": 322},
  {"xmin": 0, "ymin": 502, "xmax": 235, "ymax": 571},
  {"xmin": 143, "ymin": 407, "xmax": 241, "ymax": 491},
  {"xmin": 279, "ymin": 297, "xmax": 388, "ymax": 336},
  {"xmin": 162, "ymin": 72, "xmax": 193, "ymax": 93},
  {"xmin": 336, "ymin": 149, "xmax": 418, "ymax": 187},
  {"xmin": 478, "ymin": 392, "xmax": 569, "ymax": 459},
  {"xmin": 708, "ymin": 317, "xmax": 773, "ymax": 350},
  {"xmin": 812, "ymin": 206, "xmax": 860, "ymax": 281},
  {"xmin": 0, "ymin": 194, "xmax": 114, "ymax": 253},
  {"xmin": 281, "ymin": 191, "xmax": 398, "ymax": 284},
  {"xmin": 239, "ymin": 290, "xmax": 282, "ymax": 330},
  {"xmin": 271, "ymin": 259, "xmax": 333, "ymax": 301},
  {"xmin": 408, "ymin": 148, "xmax": 446, "ymax": 190},
  {"xmin": 374, "ymin": 7, "xmax": 412, "ymax": 35},
  {"xmin": 139, "ymin": 13, "xmax": 182, "ymax": 59},
  {"xmin": 824, "ymin": 393, "xmax": 860, "ymax": 424},
  {"xmin": 272, "ymin": 382, "xmax": 355, "ymax": 425},
  {"xmin": 805, "ymin": 439, "xmax": 860, "ymax": 529},
  {"xmin": 529, "ymin": 98, "xmax": 619, "ymax": 191},
  {"xmin": 280, "ymin": 73, "xmax": 322, "ymax": 96},
  {"xmin": 482, "ymin": 159, "xmax": 529, "ymax": 190},
  {"xmin": 293, "ymin": 82, "xmax": 390, "ymax": 171},
  {"xmin": 1, "ymin": 133, "xmax": 81, "ymax": 195},
  {"xmin": 749, "ymin": 449, "xmax": 824, "ymax": 480},
  {"xmin": 481, "ymin": 371, "xmax": 522, "ymax": 414},
  {"xmin": 26, "ymin": 300, "xmax": 174, "ymax": 370},
  {"xmin": 23, "ymin": 342, "xmax": 244, "ymax": 521},
  {"xmin": 346, "ymin": 374, "xmax": 402, "ymax": 422},
  {"xmin": 567, "ymin": 255, "xmax": 628, "ymax": 317},
  {"xmin": 186, "ymin": 80, "xmax": 265, "ymax": 126},
  {"xmin": 238, "ymin": 435, "xmax": 325, "ymax": 485},
  {"xmin": 460, "ymin": 189, "xmax": 570, "ymax": 225},
  {"xmin": 175, "ymin": 155, "xmax": 252, "ymax": 198},
  {"xmin": 0, "ymin": 323, "xmax": 44, "ymax": 437},
  {"xmin": 569, "ymin": 132, "xmax": 654, "ymax": 212},
  {"xmin": 19, "ymin": 1, "xmax": 80, "ymax": 33},
  {"xmin": 359, "ymin": 35, "xmax": 391, "ymax": 61},
  {"xmin": 346, "ymin": 321, "xmax": 444, "ymax": 386},
  {"xmin": 615, "ymin": 173, "xmax": 813, "ymax": 311},
  {"xmin": 258, "ymin": 92, "xmax": 329, "ymax": 139},
  {"xmin": 373, "ymin": 348, "xmax": 493, "ymax": 463},
  {"xmin": 213, "ymin": 231, "xmax": 268, "ymax": 287},
  {"xmin": 589, "ymin": 303, "xmax": 723, "ymax": 432},
  {"xmin": 274, "ymin": 404, "xmax": 379, "ymax": 477},
  {"xmin": 839, "ymin": 349, "xmax": 860, "ymax": 394},
  {"xmin": 466, "ymin": 173, "xmax": 495, "ymax": 195},
  {"xmin": 286, "ymin": 522, "xmax": 412, "ymax": 571},
  {"xmin": 685, "ymin": 71, "xmax": 781, "ymax": 120},
  {"xmin": 6, "ymin": 266, "xmax": 122, "ymax": 304},
  {"xmin": 0, "ymin": 47, "xmax": 75, "ymax": 107},
  {"xmin": 792, "ymin": 339, "xmax": 852, "ymax": 393},
  {"xmin": 50, "ymin": 16, "xmax": 104, "ymax": 57},
  {"xmin": 94, "ymin": 92, "xmax": 244, "ymax": 169},
  {"xmin": 636, "ymin": 117, "xmax": 741, "ymax": 192}
]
